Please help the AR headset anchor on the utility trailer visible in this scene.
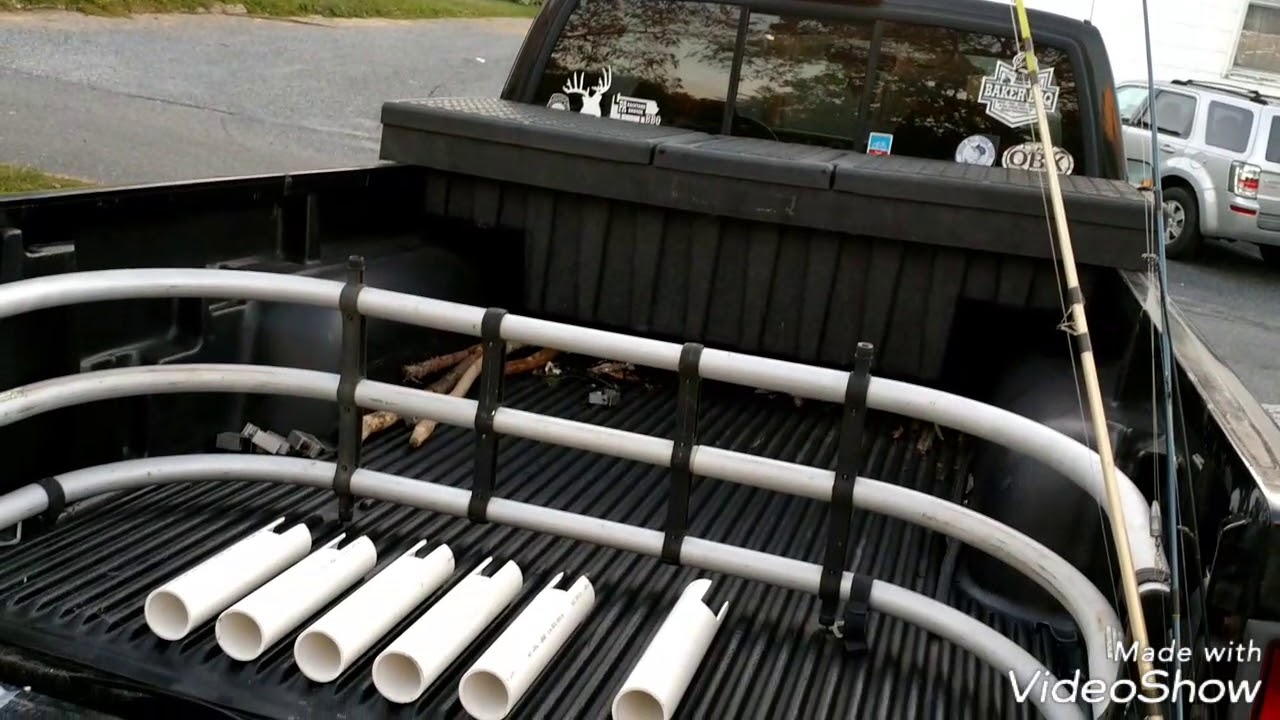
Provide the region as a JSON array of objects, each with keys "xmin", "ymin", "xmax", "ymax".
[{"xmin": 1, "ymin": 0, "xmax": 1279, "ymax": 718}]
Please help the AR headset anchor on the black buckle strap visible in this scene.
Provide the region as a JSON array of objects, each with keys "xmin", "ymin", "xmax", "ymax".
[
  {"xmin": 469, "ymin": 308, "xmax": 508, "ymax": 524},
  {"xmin": 36, "ymin": 478, "xmax": 65, "ymax": 526},
  {"xmin": 663, "ymin": 342, "xmax": 703, "ymax": 565},
  {"xmin": 837, "ymin": 574, "xmax": 875, "ymax": 654},
  {"xmin": 819, "ymin": 341, "xmax": 875, "ymax": 629},
  {"xmin": 334, "ymin": 256, "xmax": 367, "ymax": 524}
]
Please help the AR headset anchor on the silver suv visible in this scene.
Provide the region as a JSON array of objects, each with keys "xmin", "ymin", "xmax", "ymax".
[{"xmin": 1116, "ymin": 78, "xmax": 1280, "ymax": 267}]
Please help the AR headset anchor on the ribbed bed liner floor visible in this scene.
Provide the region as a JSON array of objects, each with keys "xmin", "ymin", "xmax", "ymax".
[{"xmin": 0, "ymin": 371, "xmax": 1082, "ymax": 719}]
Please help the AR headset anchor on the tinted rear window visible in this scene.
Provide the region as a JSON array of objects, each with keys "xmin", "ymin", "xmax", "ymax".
[
  {"xmin": 535, "ymin": 0, "xmax": 1089, "ymax": 173},
  {"xmin": 1205, "ymin": 101, "xmax": 1253, "ymax": 153},
  {"xmin": 1267, "ymin": 117, "xmax": 1280, "ymax": 163}
]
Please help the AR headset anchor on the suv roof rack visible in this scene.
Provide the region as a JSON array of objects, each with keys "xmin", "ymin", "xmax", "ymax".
[{"xmin": 1171, "ymin": 78, "xmax": 1279, "ymax": 105}]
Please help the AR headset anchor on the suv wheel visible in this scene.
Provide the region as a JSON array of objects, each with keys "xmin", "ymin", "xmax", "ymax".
[
  {"xmin": 1163, "ymin": 186, "xmax": 1202, "ymax": 260},
  {"xmin": 1260, "ymin": 244, "xmax": 1280, "ymax": 269}
]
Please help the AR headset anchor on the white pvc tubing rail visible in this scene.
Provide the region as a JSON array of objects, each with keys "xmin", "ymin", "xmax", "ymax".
[
  {"xmin": 0, "ymin": 363, "xmax": 1119, "ymax": 717},
  {"xmin": 0, "ymin": 454, "xmax": 1084, "ymax": 720},
  {"xmin": 0, "ymin": 267, "xmax": 1168, "ymax": 595}
]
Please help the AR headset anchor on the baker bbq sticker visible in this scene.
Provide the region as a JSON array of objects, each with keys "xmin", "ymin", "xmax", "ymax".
[
  {"xmin": 551, "ymin": 67, "xmax": 613, "ymax": 117},
  {"xmin": 956, "ymin": 134, "xmax": 998, "ymax": 166},
  {"xmin": 1001, "ymin": 142, "xmax": 1075, "ymax": 175},
  {"xmin": 978, "ymin": 52, "xmax": 1061, "ymax": 129},
  {"xmin": 610, "ymin": 94, "xmax": 662, "ymax": 125}
]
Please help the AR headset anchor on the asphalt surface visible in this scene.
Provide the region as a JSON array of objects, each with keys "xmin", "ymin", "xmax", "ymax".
[{"xmin": 0, "ymin": 12, "xmax": 1277, "ymax": 423}]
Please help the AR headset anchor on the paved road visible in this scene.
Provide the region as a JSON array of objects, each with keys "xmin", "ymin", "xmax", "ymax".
[
  {"xmin": 1, "ymin": 11, "xmax": 1277, "ymax": 421},
  {"xmin": 0, "ymin": 12, "xmax": 524, "ymax": 183}
]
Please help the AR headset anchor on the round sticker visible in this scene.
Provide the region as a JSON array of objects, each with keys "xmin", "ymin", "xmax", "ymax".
[
  {"xmin": 956, "ymin": 135, "xmax": 997, "ymax": 166},
  {"xmin": 1001, "ymin": 142, "xmax": 1075, "ymax": 175},
  {"xmin": 546, "ymin": 92, "xmax": 571, "ymax": 111}
]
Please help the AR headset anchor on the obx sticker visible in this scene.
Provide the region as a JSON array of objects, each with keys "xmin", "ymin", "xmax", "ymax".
[{"xmin": 1001, "ymin": 142, "xmax": 1075, "ymax": 175}]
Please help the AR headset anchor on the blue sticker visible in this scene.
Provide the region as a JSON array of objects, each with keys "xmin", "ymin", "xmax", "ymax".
[{"xmin": 867, "ymin": 132, "xmax": 894, "ymax": 156}]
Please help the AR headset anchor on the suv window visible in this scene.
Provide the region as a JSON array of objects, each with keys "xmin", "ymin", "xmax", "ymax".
[
  {"xmin": 535, "ymin": 0, "xmax": 740, "ymax": 133},
  {"xmin": 1204, "ymin": 101, "xmax": 1254, "ymax": 153},
  {"xmin": 1116, "ymin": 85, "xmax": 1147, "ymax": 123},
  {"xmin": 534, "ymin": 2, "xmax": 1090, "ymax": 172},
  {"xmin": 1140, "ymin": 91, "xmax": 1196, "ymax": 138},
  {"xmin": 1268, "ymin": 116, "xmax": 1280, "ymax": 163}
]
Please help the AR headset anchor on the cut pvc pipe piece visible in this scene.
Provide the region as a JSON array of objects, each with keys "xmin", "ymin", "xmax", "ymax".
[
  {"xmin": 373, "ymin": 557, "xmax": 523, "ymax": 704},
  {"xmin": 216, "ymin": 533, "xmax": 377, "ymax": 662},
  {"xmin": 612, "ymin": 579, "xmax": 728, "ymax": 720},
  {"xmin": 144, "ymin": 517, "xmax": 312, "ymax": 641},
  {"xmin": 459, "ymin": 573, "xmax": 595, "ymax": 720},
  {"xmin": 294, "ymin": 541, "xmax": 455, "ymax": 683}
]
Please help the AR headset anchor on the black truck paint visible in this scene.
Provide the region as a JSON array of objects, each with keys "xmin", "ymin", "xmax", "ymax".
[{"xmin": 0, "ymin": 0, "xmax": 1278, "ymax": 718}]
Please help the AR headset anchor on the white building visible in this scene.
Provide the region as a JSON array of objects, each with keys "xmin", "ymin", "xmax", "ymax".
[{"xmin": 997, "ymin": 0, "xmax": 1280, "ymax": 88}]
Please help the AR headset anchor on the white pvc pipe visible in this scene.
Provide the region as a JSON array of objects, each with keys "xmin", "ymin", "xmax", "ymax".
[
  {"xmin": 373, "ymin": 558, "xmax": 524, "ymax": 704},
  {"xmin": 144, "ymin": 517, "xmax": 313, "ymax": 641},
  {"xmin": 294, "ymin": 541, "xmax": 455, "ymax": 683},
  {"xmin": 612, "ymin": 579, "xmax": 727, "ymax": 720},
  {"xmin": 216, "ymin": 534, "xmax": 377, "ymax": 662},
  {"xmin": 459, "ymin": 574, "xmax": 596, "ymax": 720},
  {"xmin": 0, "ymin": 455, "xmax": 1084, "ymax": 720}
]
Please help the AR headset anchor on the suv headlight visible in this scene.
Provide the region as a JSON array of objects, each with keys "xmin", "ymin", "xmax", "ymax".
[{"xmin": 1231, "ymin": 161, "xmax": 1261, "ymax": 199}]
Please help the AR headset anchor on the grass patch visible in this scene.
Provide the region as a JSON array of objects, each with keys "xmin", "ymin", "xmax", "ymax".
[
  {"xmin": 0, "ymin": 164, "xmax": 94, "ymax": 195},
  {"xmin": 0, "ymin": 0, "xmax": 540, "ymax": 18}
]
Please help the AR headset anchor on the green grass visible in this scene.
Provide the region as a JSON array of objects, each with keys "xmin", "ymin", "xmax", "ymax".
[
  {"xmin": 0, "ymin": 0, "xmax": 540, "ymax": 18},
  {"xmin": 0, "ymin": 164, "xmax": 94, "ymax": 195}
]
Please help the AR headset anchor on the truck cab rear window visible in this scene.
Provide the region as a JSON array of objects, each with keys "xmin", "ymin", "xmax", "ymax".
[{"xmin": 535, "ymin": 0, "xmax": 1086, "ymax": 171}]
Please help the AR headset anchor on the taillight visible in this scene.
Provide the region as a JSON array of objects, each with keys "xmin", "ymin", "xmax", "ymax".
[
  {"xmin": 1254, "ymin": 641, "xmax": 1280, "ymax": 719},
  {"xmin": 1233, "ymin": 161, "xmax": 1262, "ymax": 199}
]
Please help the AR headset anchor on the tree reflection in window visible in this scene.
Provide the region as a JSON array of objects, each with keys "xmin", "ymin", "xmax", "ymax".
[{"xmin": 534, "ymin": 0, "xmax": 741, "ymax": 133}]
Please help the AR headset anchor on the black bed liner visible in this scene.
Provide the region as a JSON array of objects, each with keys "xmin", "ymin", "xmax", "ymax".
[
  {"xmin": 379, "ymin": 97, "xmax": 1148, "ymax": 271},
  {"xmin": 0, "ymin": 371, "xmax": 1080, "ymax": 719}
]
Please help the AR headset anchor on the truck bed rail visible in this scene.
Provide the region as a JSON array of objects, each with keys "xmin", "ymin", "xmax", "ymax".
[{"xmin": 0, "ymin": 263, "xmax": 1165, "ymax": 719}]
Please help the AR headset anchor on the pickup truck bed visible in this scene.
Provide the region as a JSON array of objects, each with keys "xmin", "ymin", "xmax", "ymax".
[{"xmin": 0, "ymin": 365, "xmax": 1076, "ymax": 719}]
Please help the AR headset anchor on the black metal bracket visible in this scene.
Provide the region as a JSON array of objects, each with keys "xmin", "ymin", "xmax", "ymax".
[
  {"xmin": 35, "ymin": 478, "xmax": 65, "ymax": 527},
  {"xmin": 819, "ymin": 341, "xmax": 875, "ymax": 631},
  {"xmin": 837, "ymin": 574, "xmax": 875, "ymax": 654},
  {"xmin": 663, "ymin": 342, "xmax": 703, "ymax": 565},
  {"xmin": 333, "ymin": 256, "xmax": 367, "ymax": 524},
  {"xmin": 469, "ymin": 308, "xmax": 508, "ymax": 524}
]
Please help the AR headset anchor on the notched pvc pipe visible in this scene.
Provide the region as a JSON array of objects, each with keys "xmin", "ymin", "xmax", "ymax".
[
  {"xmin": 373, "ymin": 558, "xmax": 523, "ymax": 705},
  {"xmin": 144, "ymin": 517, "xmax": 312, "ymax": 641},
  {"xmin": 216, "ymin": 533, "xmax": 377, "ymax": 662},
  {"xmin": 612, "ymin": 579, "xmax": 728, "ymax": 720},
  {"xmin": 294, "ymin": 541, "xmax": 454, "ymax": 683},
  {"xmin": 459, "ymin": 573, "xmax": 595, "ymax": 720}
]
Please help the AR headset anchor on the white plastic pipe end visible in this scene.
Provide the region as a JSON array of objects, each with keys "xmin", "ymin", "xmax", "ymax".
[
  {"xmin": 217, "ymin": 608, "xmax": 267, "ymax": 661},
  {"xmin": 458, "ymin": 670, "xmax": 512, "ymax": 720},
  {"xmin": 374, "ymin": 650, "xmax": 431, "ymax": 704},
  {"xmin": 144, "ymin": 589, "xmax": 194, "ymax": 641}
]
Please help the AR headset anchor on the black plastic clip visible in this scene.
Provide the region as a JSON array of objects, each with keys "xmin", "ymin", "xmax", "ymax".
[
  {"xmin": 818, "ymin": 341, "xmax": 874, "ymax": 631},
  {"xmin": 36, "ymin": 477, "xmax": 65, "ymax": 527},
  {"xmin": 835, "ymin": 574, "xmax": 874, "ymax": 654},
  {"xmin": 334, "ymin": 256, "xmax": 367, "ymax": 524},
  {"xmin": 469, "ymin": 308, "xmax": 508, "ymax": 524},
  {"xmin": 663, "ymin": 342, "xmax": 704, "ymax": 565}
]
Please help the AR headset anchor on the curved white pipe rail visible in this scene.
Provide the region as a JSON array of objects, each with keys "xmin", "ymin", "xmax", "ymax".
[
  {"xmin": 216, "ymin": 534, "xmax": 377, "ymax": 662},
  {"xmin": 459, "ymin": 574, "xmax": 595, "ymax": 720},
  {"xmin": 0, "ymin": 267, "xmax": 1167, "ymax": 595},
  {"xmin": 294, "ymin": 541, "xmax": 455, "ymax": 683},
  {"xmin": 0, "ymin": 455, "xmax": 1087, "ymax": 720},
  {"xmin": 0, "ymin": 362, "xmax": 1122, "ymax": 716},
  {"xmin": 144, "ymin": 517, "xmax": 313, "ymax": 641},
  {"xmin": 373, "ymin": 558, "xmax": 524, "ymax": 704},
  {"xmin": 612, "ymin": 579, "xmax": 727, "ymax": 720}
]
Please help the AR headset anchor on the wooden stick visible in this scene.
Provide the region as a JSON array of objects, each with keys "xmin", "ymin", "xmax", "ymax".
[
  {"xmin": 411, "ymin": 353, "xmax": 484, "ymax": 448},
  {"xmin": 426, "ymin": 347, "xmax": 481, "ymax": 393},
  {"xmin": 361, "ymin": 410, "xmax": 400, "ymax": 441},
  {"xmin": 504, "ymin": 348, "xmax": 561, "ymax": 375},
  {"xmin": 403, "ymin": 344, "xmax": 481, "ymax": 383}
]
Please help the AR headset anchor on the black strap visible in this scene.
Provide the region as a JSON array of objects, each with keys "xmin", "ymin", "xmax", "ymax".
[
  {"xmin": 819, "ymin": 341, "xmax": 874, "ymax": 628},
  {"xmin": 36, "ymin": 478, "xmax": 65, "ymax": 526},
  {"xmin": 469, "ymin": 308, "xmax": 508, "ymax": 523},
  {"xmin": 334, "ymin": 256, "xmax": 367, "ymax": 523},
  {"xmin": 662, "ymin": 343, "xmax": 703, "ymax": 565},
  {"xmin": 839, "ymin": 574, "xmax": 875, "ymax": 654}
]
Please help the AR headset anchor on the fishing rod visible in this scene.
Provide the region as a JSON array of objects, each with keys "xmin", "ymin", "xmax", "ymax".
[
  {"xmin": 1139, "ymin": 0, "xmax": 1187, "ymax": 717},
  {"xmin": 1008, "ymin": 0, "xmax": 1162, "ymax": 708}
]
